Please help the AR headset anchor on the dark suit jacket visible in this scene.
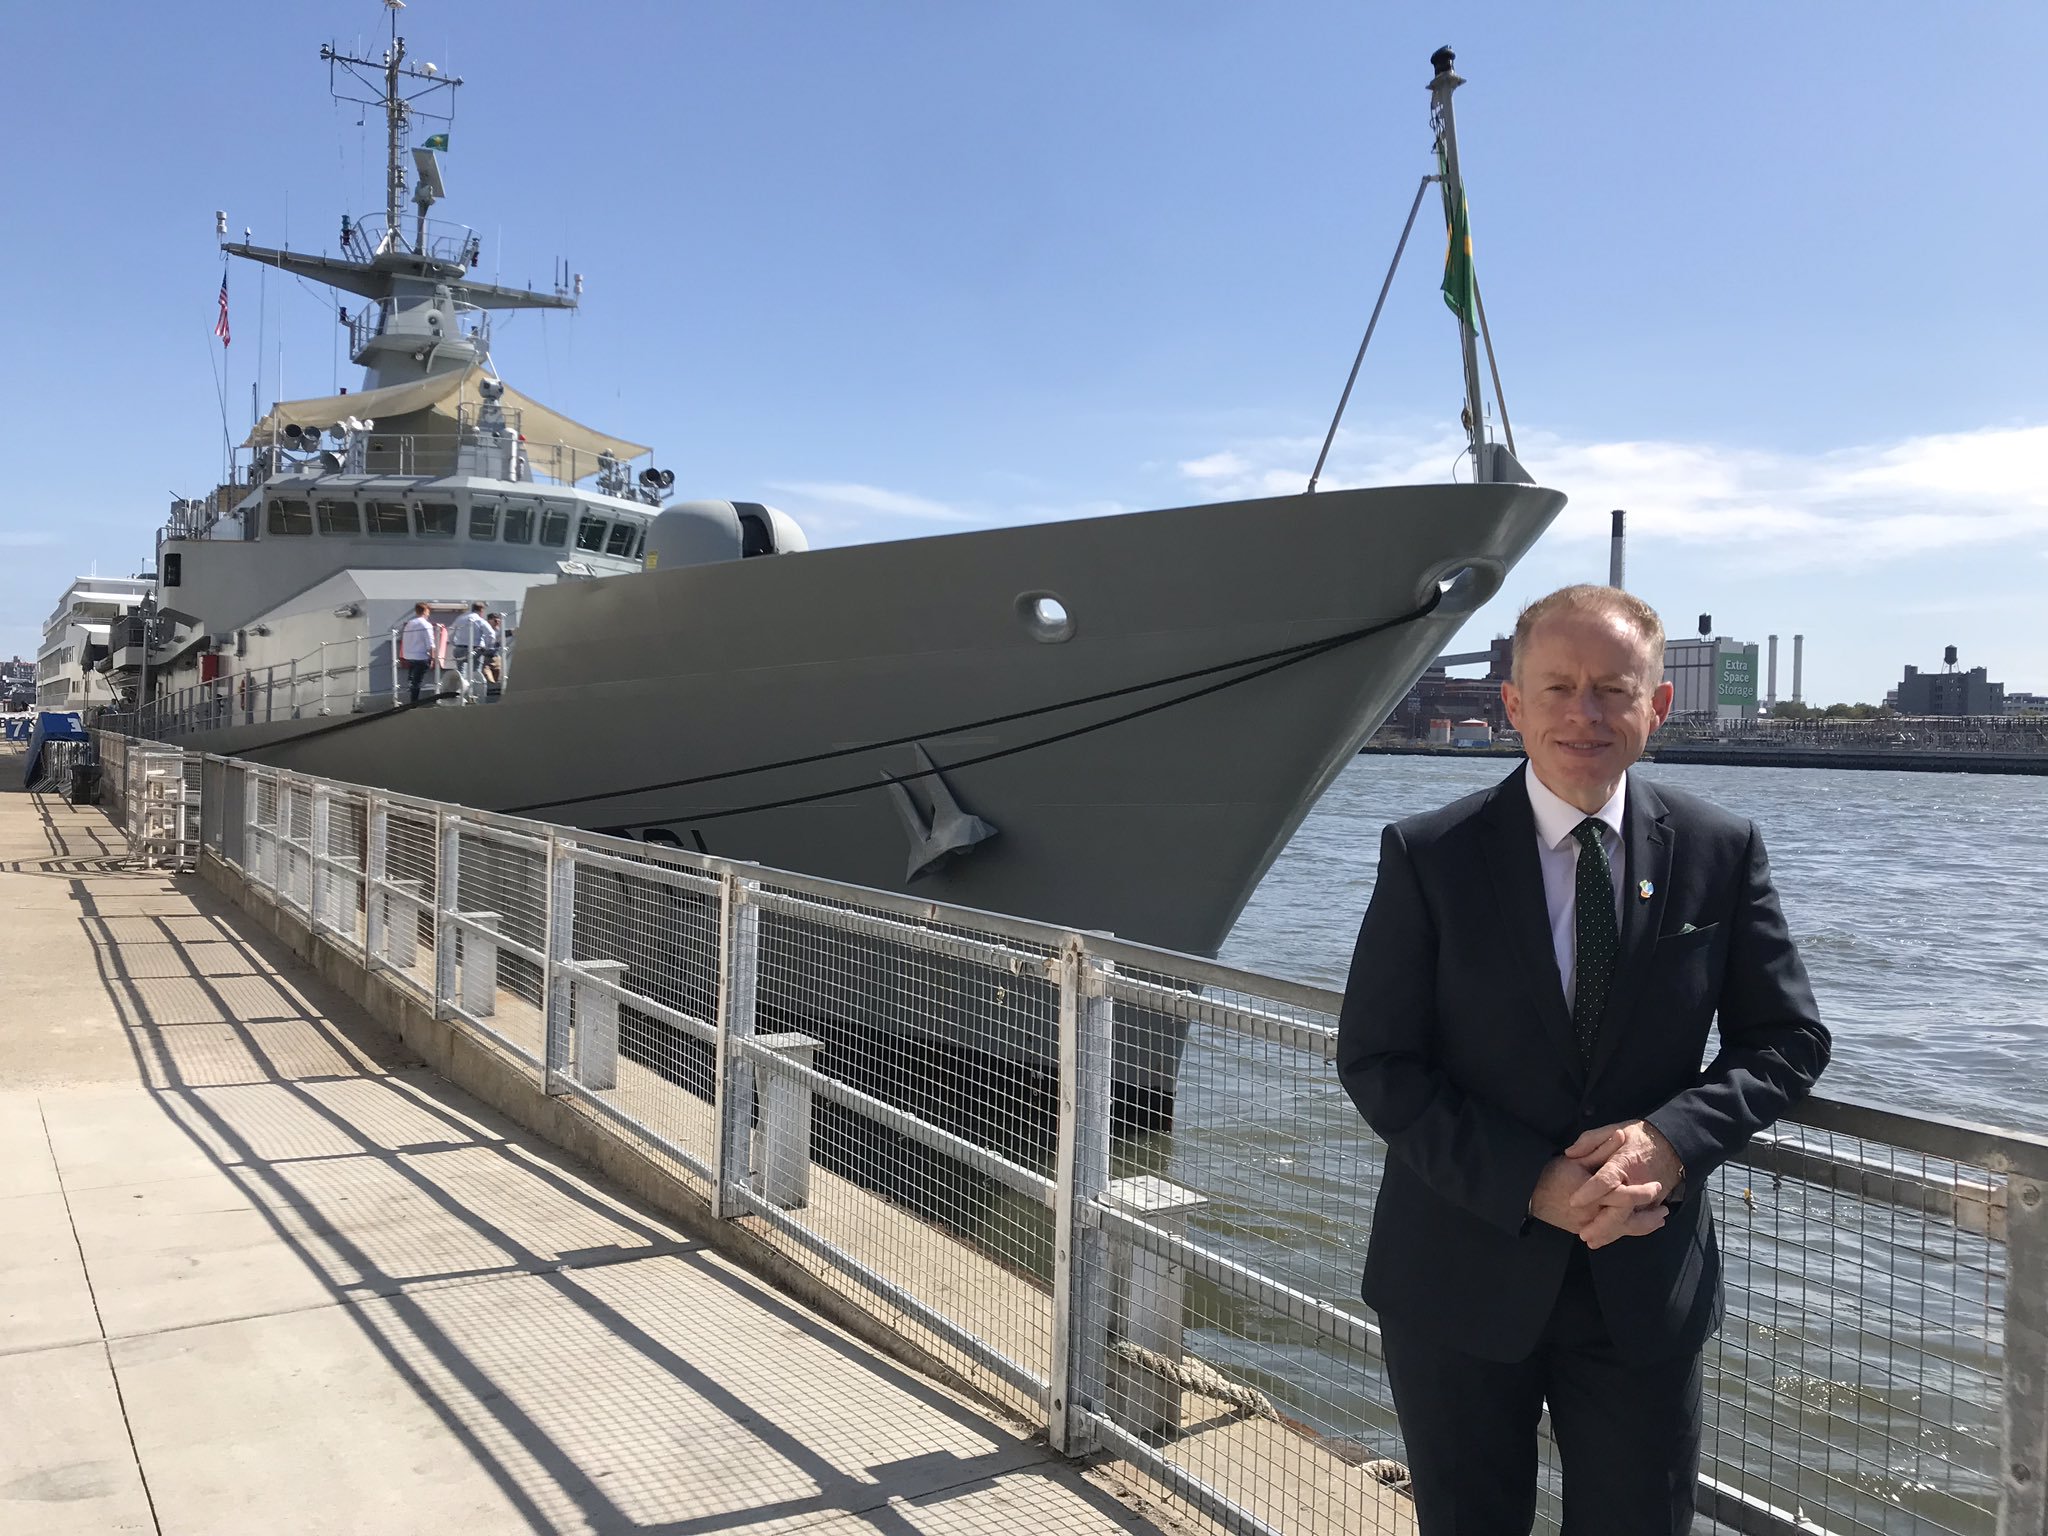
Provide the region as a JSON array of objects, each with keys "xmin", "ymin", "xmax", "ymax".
[{"xmin": 1336, "ymin": 764, "xmax": 1829, "ymax": 1364}]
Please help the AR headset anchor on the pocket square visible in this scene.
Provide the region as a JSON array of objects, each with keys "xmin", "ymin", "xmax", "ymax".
[{"xmin": 1679, "ymin": 922, "xmax": 1699, "ymax": 934}]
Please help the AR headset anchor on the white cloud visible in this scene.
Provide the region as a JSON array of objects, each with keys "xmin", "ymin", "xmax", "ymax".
[
  {"xmin": 1171, "ymin": 420, "xmax": 2048, "ymax": 568},
  {"xmin": 1177, "ymin": 450, "xmax": 1250, "ymax": 481},
  {"xmin": 766, "ymin": 480, "xmax": 974, "ymax": 523}
]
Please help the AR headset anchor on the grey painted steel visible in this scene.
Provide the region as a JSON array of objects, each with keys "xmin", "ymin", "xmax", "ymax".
[
  {"xmin": 1049, "ymin": 943, "xmax": 1112, "ymax": 1455},
  {"xmin": 175, "ymin": 481, "xmax": 1563, "ymax": 959},
  {"xmin": 2007, "ymin": 1169, "xmax": 2048, "ymax": 1536},
  {"xmin": 712, "ymin": 876, "xmax": 758, "ymax": 1220}
]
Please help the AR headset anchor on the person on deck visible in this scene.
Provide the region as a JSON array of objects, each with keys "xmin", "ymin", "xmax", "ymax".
[
  {"xmin": 1336, "ymin": 584, "xmax": 1830, "ymax": 1535},
  {"xmin": 449, "ymin": 602, "xmax": 493, "ymax": 689},
  {"xmin": 481, "ymin": 612, "xmax": 505, "ymax": 687},
  {"xmin": 397, "ymin": 603, "xmax": 438, "ymax": 706}
]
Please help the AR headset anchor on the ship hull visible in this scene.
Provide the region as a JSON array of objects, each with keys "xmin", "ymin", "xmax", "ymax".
[{"xmin": 170, "ymin": 482, "xmax": 1560, "ymax": 956}]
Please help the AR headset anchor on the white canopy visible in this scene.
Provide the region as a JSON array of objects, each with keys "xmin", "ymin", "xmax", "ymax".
[{"xmin": 244, "ymin": 367, "xmax": 650, "ymax": 478}]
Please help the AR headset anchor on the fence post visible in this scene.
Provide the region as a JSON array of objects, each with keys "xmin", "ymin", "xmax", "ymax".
[
  {"xmin": 364, "ymin": 796, "xmax": 388, "ymax": 963},
  {"xmin": 542, "ymin": 834, "xmax": 576, "ymax": 1094},
  {"xmin": 1105, "ymin": 1176, "xmax": 1206, "ymax": 1443},
  {"xmin": 2005, "ymin": 1156, "xmax": 2048, "ymax": 1536},
  {"xmin": 278, "ymin": 781, "xmax": 303, "ymax": 907},
  {"xmin": 753, "ymin": 1033, "xmax": 819, "ymax": 1209},
  {"xmin": 434, "ymin": 812, "xmax": 460, "ymax": 1016},
  {"xmin": 385, "ymin": 879, "xmax": 424, "ymax": 969},
  {"xmin": 568, "ymin": 959, "xmax": 629, "ymax": 1090},
  {"xmin": 457, "ymin": 911, "xmax": 501, "ymax": 1017},
  {"xmin": 713, "ymin": 873, "xmax": 760, "ymax": 1218},
  {"xmin": 308, "ymin": 785, "xmax": 332, "ymax": 934},
  {"xmin": 1049, "ymin": 938, "xmax": 1112, "ymax": 1454}
]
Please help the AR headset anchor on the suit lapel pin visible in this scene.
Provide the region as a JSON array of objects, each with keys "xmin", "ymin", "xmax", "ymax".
[{"xmin": 1637, "ymin": 879, "xmax": 1655, "ymax": 901}]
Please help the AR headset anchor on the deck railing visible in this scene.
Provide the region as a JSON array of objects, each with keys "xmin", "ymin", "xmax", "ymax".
[
  {"xmin": 94, "ymin": 735, "xmax": 2048, "ymax": 1536},
  {"xmin": 117, "ymin": 631, "xmax": 510, "ymax": 741}
]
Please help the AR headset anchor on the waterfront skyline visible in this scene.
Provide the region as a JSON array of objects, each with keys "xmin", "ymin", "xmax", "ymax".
[{"xmin": 2, "ymin": 1, "xmax": 2043, "ymax": 701}]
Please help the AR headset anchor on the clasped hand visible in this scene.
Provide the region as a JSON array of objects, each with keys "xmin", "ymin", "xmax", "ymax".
[{"xmin": 1531, "ymin": 1121, "xmax": 1685, "ymax": 1249}]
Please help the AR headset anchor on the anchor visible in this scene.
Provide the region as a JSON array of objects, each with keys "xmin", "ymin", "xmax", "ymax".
[{"xmin": 883, "ymin": 743, "xmax": 999, "ymax": 879}]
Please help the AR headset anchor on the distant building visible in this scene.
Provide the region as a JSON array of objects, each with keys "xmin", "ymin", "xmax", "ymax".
[
  {"xmin": 1391, "ymin": 635, "xmax": 1514, "ymax": 740},
  {"xmin": 2004, "ymin": 691, "xmax": 2046, "ymax": 716},
  {"xmin": 1664, "ymin": 636, "xmax": 1760, "ymax": 722},
  {"xmin": 1450, "ymin": 718, "xmax": 1493, "ymax": 747},
  {"xmin": 1896, "ymin": 664, "xmax": 2004, "ymax": 717}
]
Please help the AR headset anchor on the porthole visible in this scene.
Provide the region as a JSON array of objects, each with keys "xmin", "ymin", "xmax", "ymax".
[{"xmin": 1017, "ymin": 591, "xmax": 1075, "ymax": 644}]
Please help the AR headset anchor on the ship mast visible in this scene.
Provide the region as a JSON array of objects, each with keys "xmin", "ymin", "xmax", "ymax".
[
  {"xmin": 1429, "ymin": 47, "xmax": 1490, "ymax": 483},
  {"xmin": 320, "ymin": 0, "xmax": 461, "ymax": 257}
]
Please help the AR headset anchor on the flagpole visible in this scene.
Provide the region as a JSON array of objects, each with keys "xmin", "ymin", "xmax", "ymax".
[{"xmin": 1429, "ymin": 46, "xmax": 1491, "ymax": 484}]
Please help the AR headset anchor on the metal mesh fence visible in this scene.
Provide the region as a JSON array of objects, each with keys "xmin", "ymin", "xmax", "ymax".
[
  {"xmin": 168, "ymin": 744, "xmax": 2042, "ymax": 1536},
  {"xmin": 551, "ymin": 837, "xmax": 724, "ymax": 1197}
]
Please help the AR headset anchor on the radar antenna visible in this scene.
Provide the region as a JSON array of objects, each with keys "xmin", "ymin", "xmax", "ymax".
[{"xmin": 320, "ymin": 3, "xmax": 462, "ymax": 255}]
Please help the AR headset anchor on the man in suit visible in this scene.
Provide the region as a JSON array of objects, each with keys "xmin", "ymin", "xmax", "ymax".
[{"xmin": 1337, "ymin": 585, "xmax": 1829, "ymax": 1534}]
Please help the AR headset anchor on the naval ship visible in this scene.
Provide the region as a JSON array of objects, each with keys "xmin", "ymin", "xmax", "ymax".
[{"xmin": 107, "ymin": 16, "xmax": 1562, "ymax": 962}]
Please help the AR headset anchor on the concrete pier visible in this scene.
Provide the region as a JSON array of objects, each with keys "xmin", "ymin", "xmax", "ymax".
[{"xmin": 0, "ymin": 766, "xmax": 1173, "ymax": 1535}]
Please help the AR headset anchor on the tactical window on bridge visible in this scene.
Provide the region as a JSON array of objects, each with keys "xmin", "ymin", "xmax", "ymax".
[
  {"xmin": 539, "ymin": 508, "xmax": 570, "ymax": 548},
  {"xmin": 418, "ymin": 503, "xmax": 458, "ymax": 539},
  {"xmin": 575, "ymin": 516, "xmax": 609, "ymax": 554},
  {"xmin": 365, "ymin": 502, "xmax": 410, "ymax": 537},
  {"xmin": 317, "ymin": 501, "xmax": 361, "ymax": 536},
  {"xmin": 266, "ymin": 499, "xmax": 312, "ymax": 536},
  {"xmin": 501, "ymin": 504, "xmax": 535, "ymax": 544},
  {"xmin": 605, "ymin": 521, "xmax": 638, "ymax": 558},
  {"xmin": 468, "ymin": 502, "xmax": 500, "ymax": 541}
]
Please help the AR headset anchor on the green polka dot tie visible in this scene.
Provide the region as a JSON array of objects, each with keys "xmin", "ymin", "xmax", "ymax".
[{"xmin": 1572, "ymin": 818, "xmax": 1617, "ymax": 1065}]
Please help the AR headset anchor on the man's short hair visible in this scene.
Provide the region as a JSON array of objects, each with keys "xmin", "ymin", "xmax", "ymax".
[
  {"xmin": 1511, "ymin": 585, "xmax": 1665, "ymax": 683},
  {"xmin": 471, "ymin": 601, "xmax": 486, "ymax": 612},
  {"xmin": 413, "ymin": 602, "xmax": 429, "ymax": 615}
]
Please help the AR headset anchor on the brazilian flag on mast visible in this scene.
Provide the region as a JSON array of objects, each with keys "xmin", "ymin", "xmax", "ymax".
[
  {"xmin": 420, "ymin": 132, "xmax": 450, "ymax": 152},
  {"xmin": 1438, "ymin": 151, "xmax": 1478, "ymax": 331}
]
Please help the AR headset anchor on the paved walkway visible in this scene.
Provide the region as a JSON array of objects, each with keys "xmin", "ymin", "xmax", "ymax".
[{"xmin": 0, "ymin": 769, "xmax": 1173, "ymax": 1536}]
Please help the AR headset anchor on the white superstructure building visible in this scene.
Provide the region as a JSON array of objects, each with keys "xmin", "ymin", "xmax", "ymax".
[{"xmin": 38, "ymin": 576, "xmax": 153, "ymax": 710}]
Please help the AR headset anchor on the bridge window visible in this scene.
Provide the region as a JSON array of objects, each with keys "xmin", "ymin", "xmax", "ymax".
[
  {"xmin": 317, "ymin": 501, "xmax": 361, "ymax": 536},
  {"xmin": 501, "ymin": 504, "xmax": 534, "ymax": 544},
  {"xmin": 575, "ymin": 515, "xmax": 608, "ymax": 553},
  {"xmin": 418, "ymin": 503, "xmax": 458, "ymax": 539},
  {"xmin": 539, "ymin": 508, "xmax": 570, "ymax": 548},
  {"xmin": 365, "ymin": 502, "xmax": 410, "ymax": 537},
  {"xmin": 266, "ymin": 499, "xmax": 312, "ymax": 536},
  {"xmin": 468, "ymin": 502, "xmax": 500, "ymax": 541},
  {"xmin": 605, "ymin": 521, "xmax": 638, "ymax": 558}
]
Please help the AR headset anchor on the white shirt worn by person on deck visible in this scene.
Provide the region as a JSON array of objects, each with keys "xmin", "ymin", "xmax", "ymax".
[
  {"xmin": 398, "ymin": 616, "xmax": 438, "ymax": 663},
  {"xmin": 1524, "ymin": 768, "xmax": 1626, "ymax": 1011},
  {"xmin": 451, "ymin": 612, "xmax": 493, "ymax": 649}
]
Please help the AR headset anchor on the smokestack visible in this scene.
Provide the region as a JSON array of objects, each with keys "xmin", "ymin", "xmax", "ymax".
[
  {"xmin": 1767, "ymin": 635, "xmax": 1779, "ymax": 706},
  {"xmin": 1792, "ymin": 634, "xmax": 1805, "ymax": 705},
  {"xmin": 1608, "ymin": 509, "xmax": 1626, "ymax": 589}
]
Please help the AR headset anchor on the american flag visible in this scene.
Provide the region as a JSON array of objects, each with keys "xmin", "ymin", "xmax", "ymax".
[{"xmin": 213, "ymin": 274, "xmax": 230, "ymax": 347}]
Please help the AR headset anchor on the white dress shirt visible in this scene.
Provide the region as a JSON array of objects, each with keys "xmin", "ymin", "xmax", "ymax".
[
  {"xmin": 398, "ymin": 615, "xmax": 438, "ymax": 663},
  {"xmin": 1526, "ymin": 769, "xmax": 1626, "ymax": 1011}
]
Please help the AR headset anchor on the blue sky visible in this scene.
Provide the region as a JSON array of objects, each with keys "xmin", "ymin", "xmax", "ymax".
[{"xmin": 4, "ymin": 1, "xmax": 2044, "ymax": 703}]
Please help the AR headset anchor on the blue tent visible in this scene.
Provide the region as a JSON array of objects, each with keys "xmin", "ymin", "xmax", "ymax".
[{"xmin": 22, "ymin": 710, "xmax": 88, "ymax": 787}]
